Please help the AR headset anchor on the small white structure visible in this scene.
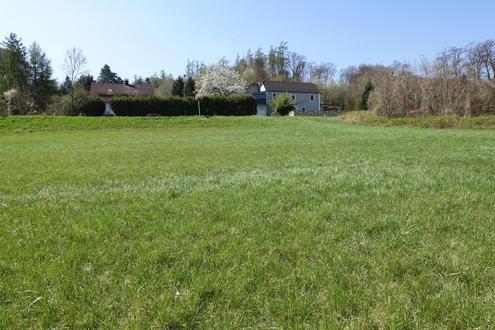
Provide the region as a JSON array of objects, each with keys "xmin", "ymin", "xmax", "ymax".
[
  {"xmin": 257, "ymin": 104, "xmax": 267, "ymax": 116},
  {"xmin": 103, "ymin": 102, "xmax": 115, "ymax": 116}
]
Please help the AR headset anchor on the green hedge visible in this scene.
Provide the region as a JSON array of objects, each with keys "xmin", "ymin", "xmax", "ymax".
[
  {"xmin": 79, "ymin": 96, "xmax": 106, "ymax": 116},
  {"xmin": 109, "ymin": 95, "xmax": 256, "ymax": 117}
]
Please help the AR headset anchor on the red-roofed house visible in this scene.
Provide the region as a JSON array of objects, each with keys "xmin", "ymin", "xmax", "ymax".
[{"xmin": 90, "ymin": 83, "xmax": 154, "ymax": 115}]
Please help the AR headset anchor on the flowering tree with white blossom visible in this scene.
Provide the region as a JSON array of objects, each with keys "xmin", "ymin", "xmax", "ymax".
[{"xmin": 196, "ymin": 65, "xmax": 246, "ymax": 97}]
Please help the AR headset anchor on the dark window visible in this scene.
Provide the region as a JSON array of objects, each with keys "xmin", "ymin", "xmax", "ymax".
[{"xmin": 310, "ymin": 94, "xmax": 314, "ymax": 101}]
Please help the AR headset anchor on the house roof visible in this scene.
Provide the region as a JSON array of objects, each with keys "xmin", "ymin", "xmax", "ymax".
[
  {"xmin": 262, "ymin": 80, "xmax": 320, "ymax": 94},
  {"xmin": 90, "ymin": 83, "xmax": 154, "ymax": 97}
]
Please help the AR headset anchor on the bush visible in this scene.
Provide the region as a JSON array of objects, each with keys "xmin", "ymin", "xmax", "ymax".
[
  {"xmin": 79, "ymin": 96, "xmax": 105, "ymax": 116},
  {"xmin": 197, "ymin": 95, "xmax": 256, "ymax": 116},
  {"xmin": 2, "ymin": 88, "xmax": 34, "ymax": 115},
  {"xmin": 110, "ymin": 95, "xmax": 256, "ymax": 117},
  {"xmin": 46, "ymin": 95, "xmax": 68, "ymax": 115},
  {"xmin": 0, "ymin": 97, "xmax": 6, "ymax": 116},
  {"xmin": 45, "ymin": 89, "xmax": 105, "ymax": 116},
  {"xmin": 270, "ymin": 93, "xmax": 295, "ymax": 116},
  {"xmin": 110, "ymin": 97, "xmax": 195, "ymax": 116}
]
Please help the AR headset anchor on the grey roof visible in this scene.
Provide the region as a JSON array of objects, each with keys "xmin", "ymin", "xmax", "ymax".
[{"xmin": 262, "ymin": 80, "xmax": 320, "ymax": 94}]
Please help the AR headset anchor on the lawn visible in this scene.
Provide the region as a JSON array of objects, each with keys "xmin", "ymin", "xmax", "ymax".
[{"xmin": 0, "ymin": 116, "xmax": 494, "ymax": 328}]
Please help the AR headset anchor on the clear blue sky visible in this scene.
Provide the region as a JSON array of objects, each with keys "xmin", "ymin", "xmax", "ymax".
[{"xmin": 1, "ymin": 0, "xmax": 494, "ymax": 82}]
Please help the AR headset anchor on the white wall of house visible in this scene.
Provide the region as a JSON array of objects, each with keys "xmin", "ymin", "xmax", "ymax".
[
  {"xmin": 103, "ymin": 102, "xmax": 115, "ymax": 116},
  {"xmin": 256, "ymin": 104, "xmax": 267, "ymax": 116}
]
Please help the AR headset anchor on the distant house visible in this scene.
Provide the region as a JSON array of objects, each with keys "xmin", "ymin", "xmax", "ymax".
[
  {"xmin": 248, "ymin": 81, "xmax": 321, "ymax": 116},
  {"xmin": 90, "ymin": 83, "xmax": 154, "ymax": 115}
]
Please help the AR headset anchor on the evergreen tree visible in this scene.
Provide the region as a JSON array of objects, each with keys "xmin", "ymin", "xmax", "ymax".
[
  {"xmin": 98, "ymin": 64, "xmax": 123, "ymax": 84},
  {"xmin": 184, "ymin": 76, "xmax": 196, "ymax": 97},
  {"xmin": 268, "ymin": 46, "xmax": 277, "ymax": 78},
  {"xmin": 133, "ymin": 75, "xmax": 144, "ymax": 86},
  {"xmin": 0, "ymin": 33, "xmax": 29, "ymax": 92},
  {"xmin": 28, "ymin": 42, "xmax": 56, "ymax": 111},
  {"xmin": 275, "ymin": 41, "xmax": 289, "ymax": 79},
  {"xmin": 76, "ymin": 74, "xmax": 94, "ymax": 91},
  {"xmin": 360, "ymin": 80, "xmax": 374, "ymax": 110},
  {"xmin": 60, "ymin": 76, "xmax": 72, "ymax": 95},
  {"xmin": 172, "ymin": 76, "xmax": 185, "ymax": 97},
  {"xmin": 245, "ymin": 49, "xmax": 253, "ymax": 67},
  {"xmin": 253, "ymin": 48, "xmax": 267, "ymax": 81}
]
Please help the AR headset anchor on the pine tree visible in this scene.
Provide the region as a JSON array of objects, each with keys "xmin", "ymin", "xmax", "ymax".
[
  {"xmin": 98, "ymin": 64, "xmax": 123, "ymax": 84},
  {"xmin": 133, "ymin": 75, "xmax": 144, "ymax": 86},
  {"xmin": 0, "ymin": 33, "xmax": 29, "ymax": 92},
  {"xmin": 184, "ymin": 76, "xmax": 196, "ymax": 97},
  {"xmin": 77, "ymin": 74, "xmax": 94, "ymax": 92},
  {"xmin": 172, "ymin": 76, "xmax": 185, "ymax": 97},
  {"xmin": 253, "ymin": 48, "xmax": 267, "ymax": 82},
  {"xmin": 276, "ymin": 41, "xmax": 289, "ymax": 79},
  {"xmin": 60, "ymin": 76, "xmax": 73, "ymax": 95},
  {"xmin": 268, "ymin": 46, "xmax": 277, "ymax": 79},
  {"xmin": 28, "ymin": 42, "xmax": 56, "ymax": 111}
]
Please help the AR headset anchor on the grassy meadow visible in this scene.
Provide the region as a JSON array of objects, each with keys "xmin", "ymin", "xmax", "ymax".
[{"xmin": 0, "ymin": 116, "xmax": 494, "ymax": 328}]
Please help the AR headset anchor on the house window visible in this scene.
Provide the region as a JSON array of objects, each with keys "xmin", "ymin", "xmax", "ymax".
[
  {"xmin": 291, "ymin": 94, "xmax": 296, "ymax": 101},
  {"xmin": 310, "ymin": 94, "xmax": 315, "ymax": 102},
  {"xmin": 272, "ymin": 93, "xmax": 277, "ymax": 99},
  {"xmin": 302, "ymin": 107, "xmax": 306, "ymax": 112}
]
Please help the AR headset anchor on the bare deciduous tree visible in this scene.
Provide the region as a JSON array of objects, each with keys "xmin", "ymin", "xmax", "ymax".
[
  {"xmin": 478, "ymin": 39, "xmax": 495, "ymax": 80},
  {"xmin": 287, "ymin": 51, "xmax": 307, "ymax": 81},
  {"xmin": 310, "ymin": 63, "xmax": 336, "ymax": 86},
  {"xmin": 367, "ymin": 41, "xmax": 495, "ymax": 117},
  {"xmin": 62, "ymin": 47, "xmax": 87, "ymax": 114}
]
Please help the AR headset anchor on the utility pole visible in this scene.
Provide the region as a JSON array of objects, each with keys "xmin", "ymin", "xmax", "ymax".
[{"xmin": 321, "ymin": 82, "xmax": 324, "ymax": 112}]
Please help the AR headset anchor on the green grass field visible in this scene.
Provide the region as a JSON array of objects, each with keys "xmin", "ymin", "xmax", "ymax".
[{"xmin": 1, "ymin": 116, "xmax": 494, "ymax": 328}]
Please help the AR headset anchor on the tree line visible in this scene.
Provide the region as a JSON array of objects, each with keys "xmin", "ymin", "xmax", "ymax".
[
  {"xmin": 1, "ymin": 32, "xmax": 494, "ymax": 117},
  {"xmin": 0, "ymin": 33, "xmax": 200, "ymax": 115},
  {"xmin": 185, "ymin": 41, "xmax": 336, "ymax": 88},
  {"xmin": 0, "ymin": 34, "xmax": 57, "ymax": 114},
  {"xmin": 337, "ymin": 40, "xmax": 495, "ymax": 116}
]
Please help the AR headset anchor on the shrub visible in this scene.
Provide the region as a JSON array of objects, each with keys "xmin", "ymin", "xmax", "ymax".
[
  {"xmin": 0, "ymin": 97, "xmax": 6, "ymax": 116},
  {"xmin": 197, "ymin": 95, "xmax": 256, "ymax": 116},
  {"xmin": 459, "ymin": 115, "xmax": 495, "ymax": 128},
  {"xmin": 3, "ymin": 89, "xmax": 34, "ymax": 115},
  {"xmin": 79, "ymin": 96, "xmax": 105, "ymax": 116},
  {"xmin": 270, "ymin": 93, "xmax": 295, "ymax": 116},
  {"xmin": 110, "ymin": 95, "xmax": 256, "ymax": 117},
  {"xmin": 337, "ymin": 111, "xmax": 387, "ymax": 125},
  {"xmin": 45, "ymin": 90, "xmax": 105, "ymax": 116},
  {"xmin": 46, "ymin": 95, "xmax": 69, "ymax": 115},
  {"xmin": 110, "ymin": 97, "xmax": 195, "ymax": 116}
]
